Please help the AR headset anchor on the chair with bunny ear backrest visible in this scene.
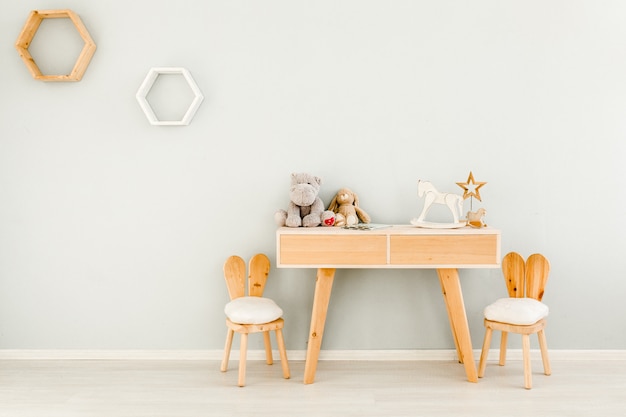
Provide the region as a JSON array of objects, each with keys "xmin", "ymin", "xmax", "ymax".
[
  {"xmin": 220, "ymin": 254, "xmax": 290, "ymax": 387},
  {"xmin": 477, "ymin": 252, "xmax": 551, "ymax": 389}
]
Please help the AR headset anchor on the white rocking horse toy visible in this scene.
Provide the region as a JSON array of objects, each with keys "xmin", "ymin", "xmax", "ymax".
[{"xmin": 414, "ymin": 180, "xmax": 464, "ymax": 225}]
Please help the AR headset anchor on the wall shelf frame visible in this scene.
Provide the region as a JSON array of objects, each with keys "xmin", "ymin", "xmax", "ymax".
[
  {"xmin": 136, "ymin": 67, "xmax": 204, "ymax": 126},
  {"xmin": 15, "ymin": 9, "xmax": 97, "ymax": 82}
]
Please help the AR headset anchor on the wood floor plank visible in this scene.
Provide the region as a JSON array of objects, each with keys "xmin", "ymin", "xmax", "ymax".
[{"xmin": 0, "ymin": 359, "xmax": 625, "ymax": 416}]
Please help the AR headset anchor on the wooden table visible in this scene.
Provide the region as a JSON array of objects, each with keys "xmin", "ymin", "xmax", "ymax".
[{"xmin": 276, "ymin": 224, "xmax": 501, "ymax": 384}]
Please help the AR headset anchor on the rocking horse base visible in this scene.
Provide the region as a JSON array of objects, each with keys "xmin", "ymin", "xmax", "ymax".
[{"xmin": 410, "ymin": 219, "xmax": 467, "ymax": 229}]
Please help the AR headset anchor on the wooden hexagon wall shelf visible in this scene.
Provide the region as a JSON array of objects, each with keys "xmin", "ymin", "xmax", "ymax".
[
  {"xmin": 15, "ymin": 9, "xmax": 97, "ymax": 82},
  {"xmin": 136, "ymin": 67, "xmax": 204, "ymax": 126}
]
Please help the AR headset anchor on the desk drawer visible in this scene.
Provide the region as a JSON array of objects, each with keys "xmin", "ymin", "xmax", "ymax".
[
  {"xmin": 390, "ymin": 234, "xmax": 499, "ymax": 266},
  {"xmin": 279, "ymin": 234, "xmax": 387, "ymax": 266}
]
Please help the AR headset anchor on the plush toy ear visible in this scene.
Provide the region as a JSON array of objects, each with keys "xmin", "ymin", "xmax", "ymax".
[
  {"xmin": 327, "ymin": 194, "xmax": 338, "ymax": 211},
  {"xmin": 353, "ymin": 191, "xmax": 360, "ymax": 207}
]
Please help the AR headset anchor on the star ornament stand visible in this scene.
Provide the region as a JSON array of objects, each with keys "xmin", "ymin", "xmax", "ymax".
[{"xmin": 456, "ymin": 171, "xmax": 488, "ymax": 228}]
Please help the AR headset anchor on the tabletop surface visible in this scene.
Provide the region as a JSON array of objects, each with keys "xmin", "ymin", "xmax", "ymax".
[{"xmin": 276, "ymin": 224, "xmax": 500, "ymax": 235}]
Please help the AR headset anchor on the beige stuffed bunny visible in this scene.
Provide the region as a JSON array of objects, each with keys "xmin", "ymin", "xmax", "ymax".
[{"xmin": 327, "ymin": 188, "xmax": 371, "ymax": 227}]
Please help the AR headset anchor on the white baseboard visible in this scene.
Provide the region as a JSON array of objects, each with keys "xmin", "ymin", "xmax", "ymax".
[{"xmin": 1, "ymin": 349, "xmax": 625, "ymax": 361}]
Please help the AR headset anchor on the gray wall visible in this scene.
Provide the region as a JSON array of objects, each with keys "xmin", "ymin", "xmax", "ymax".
[{"xmin": 1, "ymin": 0, "xmax": 625, "ymax": 352}]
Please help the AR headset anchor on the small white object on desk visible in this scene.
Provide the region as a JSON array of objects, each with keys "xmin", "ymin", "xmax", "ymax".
[
  {"xmin": 415, "ymin": 180, "xmax": 465, "ymax": 226},
  {"xmin": 410, "ymin": 219, "xmax": 467, "ymax": 229}
]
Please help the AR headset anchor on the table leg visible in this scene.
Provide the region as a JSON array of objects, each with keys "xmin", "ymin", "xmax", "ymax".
[
  {"xmin": 303, "ymin": 267, "xmax": 336, "ymax": 384},
  {"xmin": 437, "ymin": 268, "xmax": 478, "ymax": 382},
  {"xmin": 441, "ymin": 290, "xmax": 463, "ymax": 364}
]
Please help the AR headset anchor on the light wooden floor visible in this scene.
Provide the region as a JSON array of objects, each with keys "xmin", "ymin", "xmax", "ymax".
[{"xmin": 1, "ymin": 359, "xmax": 625, "ymax": 417}]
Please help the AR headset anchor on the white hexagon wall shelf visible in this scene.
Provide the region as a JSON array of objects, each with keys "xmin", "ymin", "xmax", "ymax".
[
  {"xmin": 15, "ymin": 9, "xmax": 97, "ymax": 82},
  {"xmin": 136, "ymin": 67, "xmax": 204, "ymax": 126}
]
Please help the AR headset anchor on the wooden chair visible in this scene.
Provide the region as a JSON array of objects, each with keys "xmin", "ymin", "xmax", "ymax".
[
  {"xmin": 220, "ymin": 254, "xmax": 290, "ymax": 387},
  {"xmin": 478, "ymin": 252, "xmax": 551, "ymax": 389}
]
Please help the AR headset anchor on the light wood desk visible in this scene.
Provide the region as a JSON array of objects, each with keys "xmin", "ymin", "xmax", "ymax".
[{"xmin": 276, "ymin": 224, "xmax": 501, "ymax": 384}]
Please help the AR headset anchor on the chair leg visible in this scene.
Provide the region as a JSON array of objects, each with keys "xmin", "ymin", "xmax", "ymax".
[
  {"xmin": 221, "ymin": 328, "xmax": 234, "ymax": 372},
  {"xmin": 538, "ymin": 329, "xmax": 551, "ymax": 376},
  {"xmin": 275, "ymin": 328, "xmax": 290, "ymax": 379},
  {"xmin": 478, "ymin": 327, "xmax": 492, "ymax": 378},
  {"xmin": 238, "ymin": 333, "xmax": 248, "ymax": 387},
  {"xmin": 263, "ymin": 331, "xmax": 273, "ymax": 365},
  {"xmin": 522, "ymin": 334, "xmax": 532, "ymax": 389},
  {"xmin": 499, "ymin": 331, "xmax": 508, "ymax": 366}
]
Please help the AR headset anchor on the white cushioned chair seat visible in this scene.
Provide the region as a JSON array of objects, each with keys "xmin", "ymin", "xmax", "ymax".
[
  {"xmin": 224, "ymin": 296, "xmax": 283, "ymax": 325},
  {"xmin": 484, "ymin": 297, "xmax": 549, "ymax": 325}
]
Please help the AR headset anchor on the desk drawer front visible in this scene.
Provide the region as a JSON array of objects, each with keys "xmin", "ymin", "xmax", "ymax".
[
  {"xmin": 279, "ymin": 235, "xmax": 387, "ymax": 265},
  {"xmin": 390, "ymin": 235, "xmax": 499, "ymax": 265}
]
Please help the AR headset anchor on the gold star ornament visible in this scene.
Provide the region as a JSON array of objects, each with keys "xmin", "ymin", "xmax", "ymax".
[{"xmin": 456, "ymin": 171, "xmax": 487, "ymax": 201}]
